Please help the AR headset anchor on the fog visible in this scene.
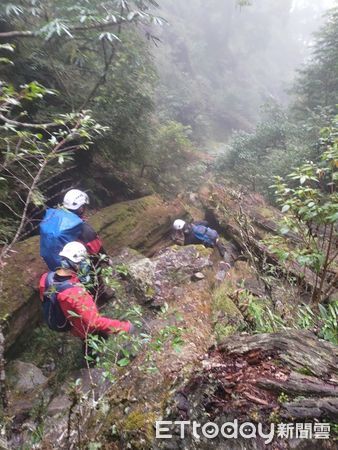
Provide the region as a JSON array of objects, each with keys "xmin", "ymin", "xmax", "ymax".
[
  {"xmin": 292, "ymin": 0, "xmax": 336, "ymax": 11},
  {"xmin": 154, "ymin": 0, "xmax": 337, "ymax": 140}
]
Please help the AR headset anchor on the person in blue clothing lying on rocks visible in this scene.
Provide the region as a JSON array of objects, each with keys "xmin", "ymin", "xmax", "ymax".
[{"xmin": 172, "ymin": 219, "xmax": 226, "ymax": 257}]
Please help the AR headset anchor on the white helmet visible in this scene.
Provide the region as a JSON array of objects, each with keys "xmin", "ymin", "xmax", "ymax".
[
  {"xmin": 63, "ymin": 189, "xmax": 89, "ymax": 210},
  {"xmin": 173, "ymin": 219, "xmax": 186, "ymax": 230},
  {"xmin": 59, "ymin": 242, "xmax": 87, "ymax": 263}
]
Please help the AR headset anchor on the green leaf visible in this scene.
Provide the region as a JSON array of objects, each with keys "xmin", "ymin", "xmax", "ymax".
[
  {"xmin": 281, "ymin": 204, "xmax": 290, "ymax": 213},
  {"xmin": 5, "ymin": 4, "xmax": 23, "ymax": 16},
  {"xmin": 0, "ymin": 57, "xmax": 14, "ymax": 65},
  {"xmin": 328, "ymin": 212, "xmax": 338, "ymax": 223},
  {"xmin": 280, "ymin": 226, "xmax": 290, "ymax": 235},
  {"xmin": 31, "ymin": 189, "xmax": 45, "ymax": 207},
  {"xmin": 99, "ymin": 32, "xmax": 121, "ymax": 42},
  {"xmin": 117, "ymin": 357, "xmax": 130, "ymax": 367},
  {"xmin": 318, "ymin": 304, "xmax": 328, "ymax": 319},
  {"xmin": 0, "ymin": 43, "xmax": 15, "ymax": 52},
  {"xmin": 127, "ymin": 11, "xmax": 137, "ymax": 21},
  {"xmin": 67, "ymin": 310, "xmax": 81, "ymax": 318}
]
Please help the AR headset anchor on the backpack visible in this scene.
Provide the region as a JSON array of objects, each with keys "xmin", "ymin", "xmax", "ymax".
[
  {"xmin": 42, "ymin": 272, "xmax": 73, "ymax": 332},
  {"xmin": 191, "ymin": 224, "xmax": 219, "ymax": 246},
  {"xmin": 40, "ymin": 208, "xmax": 83, "ymax": 270}
]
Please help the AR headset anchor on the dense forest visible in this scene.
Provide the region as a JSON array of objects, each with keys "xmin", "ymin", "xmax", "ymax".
[
  {"xmin": 0, "ymin": 1, "xmax": 337, "ymax": 449},
  {"xmin": 154, "ymin": 0, "xmax": 325, "ymax": 140},
  {"xmin": 0, "ymin": 0, "xmax": 337, "ymax": 243}
]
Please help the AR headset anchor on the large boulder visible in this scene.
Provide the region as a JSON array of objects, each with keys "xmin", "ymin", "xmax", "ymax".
[
  {"xmin": 90, "ymin": 194, "xmax": 185, "ymax": 256},
  {"xmin": 126, "ymin": 245, "xmax": 214, "ymax": 307},
  {"xmin": 7, "ymin": 360, "xmax": 47, "ymax": 393},
  {"xmin": 1, "ymin": 195, "xmax": 185, "ymax": 353},
  {"xmin": 1, "ymin": 237, "xmax": 45, "ymax": 355},
  {"xmin": 6, "ymin": 360, "xmax": 49, "ymax": 416}
]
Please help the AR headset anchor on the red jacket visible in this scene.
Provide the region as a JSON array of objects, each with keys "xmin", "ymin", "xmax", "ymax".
[{"xmin": 39, "ymin": 272, "xmax": 131, "ymax": 339}]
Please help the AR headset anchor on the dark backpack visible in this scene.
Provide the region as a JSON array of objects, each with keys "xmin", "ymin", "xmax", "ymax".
[
  {"xmin": 42, "ymin": 272, "xmax": 73, "ymax": 332},
  {"xmin": 191, "ymin": 224, "xmax": 219, "ymax": 246}
]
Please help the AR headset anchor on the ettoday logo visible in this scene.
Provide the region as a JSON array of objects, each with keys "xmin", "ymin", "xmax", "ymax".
[
  {"xmin": 155, "ymin": 420, "xmax": 331, "ymax": 443},
  {"xmin": 156, "ymin": 420, "xmax": 275, "ymax": 444}
]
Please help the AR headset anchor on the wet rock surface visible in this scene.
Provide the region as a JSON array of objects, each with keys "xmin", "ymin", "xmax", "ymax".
[
  {"xmin": 1, "ymin": 236, "xmax": 44, "ymax": 354},
  {"xmin": 7, "ymin": 360, "xmax": 48, "ymax": 393},
  {"xmin": 4, "ymin": 238, "xmax": 219, "ymax": 449},
  {"xmin": 90, "ymin": 194, "xmax": 185, "ymax": 257}
]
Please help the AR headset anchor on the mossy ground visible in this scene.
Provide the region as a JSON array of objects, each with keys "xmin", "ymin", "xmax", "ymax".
[
  {"xmin": 122, "ymin": 409, "xmax": 157, "ymax": 442},
  {"xmin": 212, "ymin": 285, "xmax": 245, "ymax": 342}
]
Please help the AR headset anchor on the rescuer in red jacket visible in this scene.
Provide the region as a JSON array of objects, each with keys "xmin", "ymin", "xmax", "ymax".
[{"xmin": 39, "ymin": 241, "xmax": 133, "ymax": 339}]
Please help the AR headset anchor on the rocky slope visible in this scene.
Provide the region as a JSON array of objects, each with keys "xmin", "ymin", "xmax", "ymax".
[
  {"xmin": 1, "ymin": 185, "xmax": 337, "ymax": 449},
  {"xmin": 1, "ymin": 194, "xmax": 184, "ymax": 354}
]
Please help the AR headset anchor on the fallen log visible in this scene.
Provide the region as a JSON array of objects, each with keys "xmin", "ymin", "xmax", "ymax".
[{"xmin": 156, "ymin": 331, "xmax": 337, "ymax": 449}]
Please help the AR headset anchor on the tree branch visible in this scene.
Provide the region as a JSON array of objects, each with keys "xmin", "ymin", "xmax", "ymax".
[
  {"xmin": 0, "ymin": 30, "xmax": 35, "ymax": 38},
  {"xmin": 72, "ymin": 18, "xmax": 124, "ymax": 32},
  {"xmin": 80, "ymin": 42, "xmax": 117, "ymax": 109},
  {"xmin": 0, "ymin": 201, "xmax": 22, "ymax": 219},
  {"xmin": 0, "ymin": 326, "xmax": 8, "ymax": 411},
  {"xmin": 0, "ymin": 113, "xmax": 57, "ymax": 129},
  {"xmin": 0, "ymin": 120, "xmax": 82, "ymax": 266},
  {"xmin": 0, "ymin": 18, "xmax": 125, "ymax": 40}
]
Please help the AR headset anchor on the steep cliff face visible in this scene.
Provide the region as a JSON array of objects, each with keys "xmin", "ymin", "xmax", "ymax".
[{"xmin": 197, "ymin": 183, "xmax": 335, "ymax": 295}]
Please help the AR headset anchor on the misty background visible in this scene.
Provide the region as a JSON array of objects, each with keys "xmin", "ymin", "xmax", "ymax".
[
  {"xmin": 0, "ymin": 0, "xmax": 337, "ymax": 240},
  {"xmin": 153, "ymin": 0, "xmax": 336, "ymax": 142}
]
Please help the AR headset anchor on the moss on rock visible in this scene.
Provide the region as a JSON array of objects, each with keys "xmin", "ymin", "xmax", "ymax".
[
  {"xmin": 212, "ymin": 285, "xmax": 245, "ymax": 342},
  {"xmin": 89, "ymin": 194, "xmax": 184, "ymax": 256},
  {"xmin": 1, "ymin": 236, "xmax": 45, "ymax": 353},
  {"xmin": 122, "ymin": 409, "xmax": 157, "ymax": 443},
  {"xmin": 1, "ymin": 195, "xmax": 185, "ymax": 352}
]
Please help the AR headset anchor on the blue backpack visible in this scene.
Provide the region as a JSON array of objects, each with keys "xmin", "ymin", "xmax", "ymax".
[
  {"xmin": 42, "ymin": 272, "xmax": 72, "ymax": 332},
  {"xmin": 191, "ymin": 224, "xmax": 219, "ymax": 246},
  {"xmin": 40, "ymin": 208, "xmax": 83, "ymax": 270}
]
